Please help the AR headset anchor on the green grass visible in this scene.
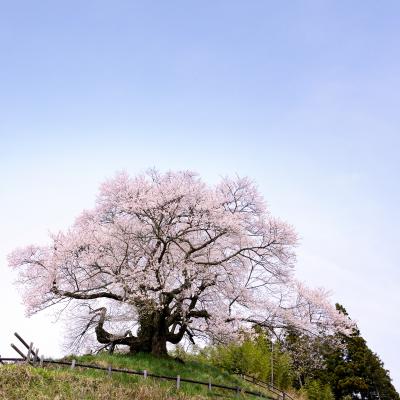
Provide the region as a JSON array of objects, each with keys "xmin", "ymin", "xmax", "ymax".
[
  {"xmin": 0, "ymin": 364, "xmax": 203, "ymax": 400},
  {"xmin": 63, "ymin": 352, "xmax": 257, "ymax": 398},
  {"xmin": 74, "ymin": 353, "xmax": 241, "ymax": 382},
  {"xmin": 0, "ymin": 353, "xmax": 269, "ymax": 399}
]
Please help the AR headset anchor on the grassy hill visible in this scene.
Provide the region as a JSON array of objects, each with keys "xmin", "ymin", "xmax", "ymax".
[{"xmin": 0, "ymin": 353, "xmax": 271, "ymax": 400}]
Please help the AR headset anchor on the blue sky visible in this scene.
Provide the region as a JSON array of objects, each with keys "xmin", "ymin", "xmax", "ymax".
[{"xmin": 1, "ymin": 0, "xmax": 399, "ymax": 389}]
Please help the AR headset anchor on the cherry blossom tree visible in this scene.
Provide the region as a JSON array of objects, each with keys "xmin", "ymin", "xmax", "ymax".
[{"xmin": 9, "ymin": 170, "xmax": 351, "ymax": 356}]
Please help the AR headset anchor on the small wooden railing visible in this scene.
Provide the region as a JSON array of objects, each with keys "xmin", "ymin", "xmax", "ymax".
[
  {"xmin": 1, "ymin": 332, "xmax": 295, "ymax": 400},
  {"xmin": 236, "ymin": 374, "xmax": 295, "ymax": 400}
]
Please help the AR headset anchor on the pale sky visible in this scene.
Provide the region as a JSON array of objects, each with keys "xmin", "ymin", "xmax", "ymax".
[{"xmin": 1, "ymin": 0, "xmax": 399, "ymax": 390}]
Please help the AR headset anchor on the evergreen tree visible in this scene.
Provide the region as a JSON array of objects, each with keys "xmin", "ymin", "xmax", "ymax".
[
  {"xmin": 323, "ymin": 304, "xmax": 399, "ymax": 400},
  {"xmin": 282, "ymin": 304, "xmax": 399, "ymax": 399}
]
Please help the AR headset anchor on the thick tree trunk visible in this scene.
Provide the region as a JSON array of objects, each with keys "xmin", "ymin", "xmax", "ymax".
[
  {"xmin": 136, "ymin": 305, "xmax": 168, "ymax": 356},
  {"xmin": 151, "ymin": 333, "xmax": 168, "ymax": 356},
  {"xmin": 93, "ymin": 305, "xmax": 169, "ymax": 356}
]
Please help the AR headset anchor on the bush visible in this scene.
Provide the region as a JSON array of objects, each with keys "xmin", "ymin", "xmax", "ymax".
[
  {"xmin": 186, "ymin": 331, "xmax": 294, "ymax": 390},
  {"xmin": 301, "ymin": 380, "xmax": 334, "ymax": 400}
]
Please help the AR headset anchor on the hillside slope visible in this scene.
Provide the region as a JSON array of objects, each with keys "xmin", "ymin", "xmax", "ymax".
[
  {"xmin": 0, "ymin": 353, "xmax": 270, "ymax": 400},
  {"xmin": 0, "ymin": 364, "xmax": 202, "ymax": 400}
]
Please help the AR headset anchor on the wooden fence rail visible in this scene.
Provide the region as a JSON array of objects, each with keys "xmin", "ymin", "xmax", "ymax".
[
  {"xmin": 0, "ymin": 356, "xmax": 272, "ymax": 399},
  {"xmin": 237, "ymin": 374, "xmax": 295, "ymax": 400},
  {"xmin": 2, "ymin": 333, "xmax": 295, "ymax": 400}
]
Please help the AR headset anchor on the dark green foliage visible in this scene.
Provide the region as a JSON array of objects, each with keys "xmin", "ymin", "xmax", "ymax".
[
  {"xmin": 324, "ymin": 330, "xmax": 399, "ymax": 399},
  {"xmin": 286, "ymin": 304, "xmax": 399, "ymax": 400},
  {"xmin": 320, "ymin": 304, "xmax": 399, "ymax": 400},
  {"xmin": 280, "ymin": 304, "xmax": 399, "ymax": 400}
]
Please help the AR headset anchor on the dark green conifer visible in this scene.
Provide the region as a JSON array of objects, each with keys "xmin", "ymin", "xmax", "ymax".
[{"xmin": 322, "ymin": 304, "xmax": 399, "ymax": 400}]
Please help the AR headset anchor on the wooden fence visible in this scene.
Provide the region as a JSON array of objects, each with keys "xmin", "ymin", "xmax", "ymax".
[
  {"xmin": 236, "ymin": 374, "xmax": 294, "ymax": 400},
  {"xmin": 1, "ymin": 332, "xmax": 294, "ymax": 400}
]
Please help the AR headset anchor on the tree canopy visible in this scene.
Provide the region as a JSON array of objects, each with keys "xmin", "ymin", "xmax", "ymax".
[{"xmin": 9, "ymin": 170, "xmax": 351, "ymax": 355}]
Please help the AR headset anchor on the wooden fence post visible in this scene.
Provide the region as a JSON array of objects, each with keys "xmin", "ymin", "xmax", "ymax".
[
  {"xmin": 26, "ymin": 342, "xmax": 33, "ymax": 364},
  {"xmin": 0, "ymin": 351, "xmax": 287, "ymax": 399},
  {"xmin": 34, "ymin": 348, "xmax": 39, "ymax": 364}
]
